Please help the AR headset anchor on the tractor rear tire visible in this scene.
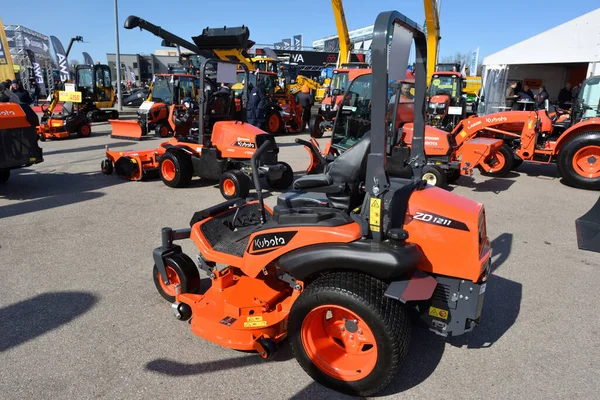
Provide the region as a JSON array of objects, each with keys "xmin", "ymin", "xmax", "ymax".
[
  {"xmin": 310, "ymin": 114, "xmax": 325, "ymax": 138},
  {"xmin": 288, "ymin": 272, "xmax": 411, "ymax": 397},
  {"xmin": 0, "ymin": 169, "xmax": 10, "ymax": 184},
  {"xmin": 265, "ymin": 112, "xmax": 283, "ymax": 134},
  {"xmin": 557, "ymin": 131, "xmax": 600, "ymax": 190},
  {"xmin": 159, "ymin": 151, "xmax": 193, "ymax": 188},
  {"xmin": 480, "ymin": 144, "xmax": 514, "ymax": 177},
  {"xmin": 421, "ymin": 165, "xmax": 447, "ymax": 187},
  {"xmin": 267, "ymin": 162, "xmax": 294, "ymax": 190},
  {"xmin": 219, "ymin": 170, "xmax": 251, "ymax": 200},
  {"xmin": 153, "ymin": 253, "xmax": 201, "ymax": 303}
]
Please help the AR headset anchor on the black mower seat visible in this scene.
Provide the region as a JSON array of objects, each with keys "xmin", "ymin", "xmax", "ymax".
[
  {"xmin": 277, "ymin": 191, "xmax": 328, "ymax": 208},
  {"xmin": 291, "ymin": 133, "xmax": 371, "ymax": 212}
]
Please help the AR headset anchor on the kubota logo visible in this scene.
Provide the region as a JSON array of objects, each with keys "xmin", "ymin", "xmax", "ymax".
[
  {"xmin": 485, "ymin": 116, "xmax": 507, "ymax": 124},
  {"xmin": 248, "ymin": 232, "xmax": 297, "ymax": 254},
  {"xmin": 0, "ymin": 110, "xmax": 16, "ymax": 117}
]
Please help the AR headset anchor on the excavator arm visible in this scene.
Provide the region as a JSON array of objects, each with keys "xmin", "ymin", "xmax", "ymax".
[
  {"xmin": 331, "ymin": 0, "xmax": 351, "ymax": 68},
  {"xmin": 424, "ymin": 0, "xmax": 441, "ymax": 86}
]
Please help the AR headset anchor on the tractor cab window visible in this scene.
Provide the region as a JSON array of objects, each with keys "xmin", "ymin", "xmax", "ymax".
[
  {"xmin": 429, "ymin": 75, "xmax": 458, "ymax": 97},
  {"xmin": 261, "ymin": 74, "xmax": 276, "ymax": 95},
  {"xmin": 576, "ymin": 76, "xmax": 600, "ymax": 120},
  {"xmin": 151, "ymin": 76, "xmax": 173, "ymax": 104},
  {"xmin": 331, "ymin": 71, "xmax": 349, "ymax": 95},
  {"xmin": 76, "ymin": 67, "xmax": 94, "ymax": 98},
  {"xmin": 178, "ymin": 77, "xmax": 195, "ymax": 102},
  {"xmin": 234, "ymin": 71, "xmax": 255, "ymax": 96},
  {"xmin": 331, "ymin": 74, "xmax": 373, "ymax": 151},
  {"xmin": 95, "ymin": 66, "xmax": 112, "ymax": 101}
]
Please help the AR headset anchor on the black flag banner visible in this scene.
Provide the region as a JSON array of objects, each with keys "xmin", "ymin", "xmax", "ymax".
[
  {"xmin": 50, "ymin": 36, "xmax": 69, "ymax": 82},
  {"xmin": 25, "ymin": 49, "xmax": 47, "ymax": 96},
  {"xmin": 82, "ymin": 52, "xmax": 93, "ymax": 65}
]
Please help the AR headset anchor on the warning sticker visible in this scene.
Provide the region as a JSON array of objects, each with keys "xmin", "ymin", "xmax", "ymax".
[
  {"xmin": 243, "ymin": 316, "xmax": 267, "ymax": 328},
  {"xmin": 429, "ymin": 306, "xmax": 449, "ymax": 320},
  {"xmin": 459, "ymin": 130, "xmax": 467, "ymax": 138},
  {"xmin": 369, "ymin": 198, "xmax": 381, "ymax": 232}
]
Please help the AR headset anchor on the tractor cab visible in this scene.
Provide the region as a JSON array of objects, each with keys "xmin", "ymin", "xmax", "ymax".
[
  {"xmin": 426, "ymin": 72, "xmax": 466, "ymax": 131},
  {"xmin": 148, "ymin": 74, "xmax": 196, "ymax": 106},
  {"xmin": 572, "ymin": 75, "xmax": 600, "ymax": 122},
  {"xmin": 76, "ymin": 64, "xmax": 114, "ymax": 106},
  {"xmin": 233, "ymin": 71, "xmax": 277, "ymax": 97}
]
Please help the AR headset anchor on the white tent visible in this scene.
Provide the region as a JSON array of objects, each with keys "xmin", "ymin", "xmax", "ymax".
[{"xmin": 482, "ymin": 8, "xmax": 600, "ymax": 105}]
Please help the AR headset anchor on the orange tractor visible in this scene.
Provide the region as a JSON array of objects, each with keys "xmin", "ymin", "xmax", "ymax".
[
  {"xmin": 109, "ymin": 73, "xmax": 198, "ymax": 140},
  {"xmin": 149, "ymin": 11, "xmax": 491, "ymax": 396},
  {"xmin": 300, "ymin": 72, "xmax": 505, "ymax": 187},
  {"xmin": 452, "ymin": 75, "xmax": 600, "ymax": 189},
  {"xmin": 426, "ymin": 71, "xmax": 468, "ymax": 132},
  {"xmin": 102, "ymin": 47, "xmax": 293, "ymax": 199}
]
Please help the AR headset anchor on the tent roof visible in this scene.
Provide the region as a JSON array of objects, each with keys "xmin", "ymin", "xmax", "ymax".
[{"xmin": 483, "ymin": 8, "xmax": 600, "ymax": 66}]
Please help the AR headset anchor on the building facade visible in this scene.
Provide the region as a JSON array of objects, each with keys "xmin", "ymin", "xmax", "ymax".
[{"xmin": 106, "ymin": 53, "xmax": 181, "ymax": 85}]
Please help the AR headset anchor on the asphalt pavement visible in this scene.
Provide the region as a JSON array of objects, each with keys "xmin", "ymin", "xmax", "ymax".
[{"xmin": 1, "ymin": 120, "xmax": 599, "ymax": 399}]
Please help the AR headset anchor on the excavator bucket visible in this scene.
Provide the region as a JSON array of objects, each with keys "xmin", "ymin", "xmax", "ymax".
[
  {"xmin": 576, "ymin": 198, "xmax": 600, "ymax": 253},
  {"xmin": 109, "ymin": 119, "xmax": 145, "ymax": 140}
]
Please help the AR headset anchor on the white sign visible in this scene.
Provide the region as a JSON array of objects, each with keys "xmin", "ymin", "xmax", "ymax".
[
  {"xmin": 216, "ymin": 63, "xmax": 237, "ymax": 84},
  {"xmin": 64, "ymin": 83, "xmax": 76, "ymax": 92},
  {"xmin": 448, "ymin": 106, "xmax": 463, "ymax": 115},
  {"xmin": 139, "ymin": 101, "xmax": 154, "ymax": 111}
]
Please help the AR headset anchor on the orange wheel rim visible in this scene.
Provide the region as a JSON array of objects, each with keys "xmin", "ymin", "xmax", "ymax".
[
  {"xmin": 222, "ymin": 178, "xmax": 236, "ymax": 196},
  {"xmin": 268, "ymin": 114, "xmax": 279, "ymax": 132},
  {"xmin": 161, "ymin": 159, "xmax": 176, "ymax": 181},
  {"xmin": 160, "ymin": 126, "xmax": 168, "ymax": 137},
  {"xmin": 493, "ymin": 151, "xmax": 506, "ymax": 170},
  {"xmin": 301, "ymin": 305, "xmax": 378, "ymax": 381},
  {"xmin": 158, "ymin": 266, "xmax": 181, "ymax": 296},
  {"xmin": 81, "ymin": 125, "xmax": 90, "ymax": 136},
  {"xmin": 572, "ymin": 145, "xmax": 600, "ymax": 178}
]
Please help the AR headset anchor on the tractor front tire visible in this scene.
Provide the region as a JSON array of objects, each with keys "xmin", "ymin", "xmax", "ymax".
[
  {"xmin": 159, "ymin": 151, "xmax": 193, "ymax": 188},
  {"xmin": 155, "ymin": 123, "xmax": 170, "ymax": 138},
  {"xmin": 557, "ymin": 131, "xmax": 600, "ymax": 190},
  {"xmin": 480, "ymin": 144, "xmax": 514, "ymax": 177},
  {"xmin": 219, "ymin": 170, "xmax": 251, "ymax": 200},
  {"xmin": 152, "ymin": 253, "xmax": 201, "ymax": 302},
  {"xmin": 267, "ymin": 162, "xmax": 294, "ymax": 190},
  {"xmin": 77, "ymin": 124, "xmax": 92, "ymax": 138},
  {"xmin": 288, "ymin": 272, "xmax": 411, "ymax": 397},
  {"xmin": 265, "ymin": 112, "xmax": 283, "ymax": 134},
  {"xmin": 309, "ymin": 114, "xmax": 325, "ymax": 138},
  {"xmin": 421, "ymin": 165, "xmax": 447, "ymax": 187}
]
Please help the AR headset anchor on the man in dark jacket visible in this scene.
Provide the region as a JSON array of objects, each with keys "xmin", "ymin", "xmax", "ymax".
[
  {"xmin": 558, "ymin": 83, "xmax": 573, "ymax": 109},
  {"xmin": 29, "ymin": 79, "xmax": 40, "ymax": 106},
  {"xmin": 247, "ymin": 81, "xmax": 265, "ymax": 127},
  {"xmin": 505, "ymin": 81, "xmax": 518, "ymax": 110},
  {"xmin": 10, "ymin": 81, "xmax": 32, "ymax": 105},
  {"xmin": 535, "ymin": 86, "xmax": 549, "ymax": 110},
  {"xmin": 295, "ymin": 84, "xmax": 313, "ymax": 130}
]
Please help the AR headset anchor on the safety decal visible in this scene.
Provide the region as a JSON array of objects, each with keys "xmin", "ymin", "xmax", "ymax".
[
  {"xmin": 369, "ymin": 198, "xmax": 381, "ymax": 232},
  {"xmin": 244, "ymin": 316, "xmax": 267, "ymax": 328},
  {"xmin": 428, "ymin": 306, "xmax": 449, "ymax": 320}
]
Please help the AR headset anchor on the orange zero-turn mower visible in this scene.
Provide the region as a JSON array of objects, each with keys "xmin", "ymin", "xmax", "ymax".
[
  {"xmin": 149, "ymin": 12, "xmax": 491, "ymax": 396},
  {"xmin": 108, "ymin": 73, "xmax": 198, "ymax": 140},
  {"xmin": 102, "ymin": 58, "xmax": 294, "ymax": 199},
  {"xmin": 37, "ymin": 100, "xmax": 92, "ymax": 141}
]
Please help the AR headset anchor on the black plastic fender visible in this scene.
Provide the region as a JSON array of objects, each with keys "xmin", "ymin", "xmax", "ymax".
[{"xmin": 153, "ymin": 227, "xmax": 192, "ymax": 284}]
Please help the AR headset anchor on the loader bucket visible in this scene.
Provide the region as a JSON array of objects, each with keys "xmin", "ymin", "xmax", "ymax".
[
  {"xmin": 109, "ymin": 119, "xmax": 144, "ymax": 140},
  {"xmin": 576, "ymin": 198, "xmax": 600, "ymax": 253}
]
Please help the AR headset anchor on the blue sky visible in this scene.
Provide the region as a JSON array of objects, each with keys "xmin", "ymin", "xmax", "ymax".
[{"xmin": 2, "ymin": 0, "xmax": 599, "ymax": 64}]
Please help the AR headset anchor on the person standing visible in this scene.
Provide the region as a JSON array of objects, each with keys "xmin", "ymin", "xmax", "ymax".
[
  {"xmin": 295, "ymin": 84, "xmax": 313, "ymax": 130},
  {"xmin": 535, "ymin": 85, "xmax": 549, "ymax": 110},
  {"xmin": 558, "ymin": 83, "xmax": 573, "ymax": 109},
  {"xmin": 10, "ymin": 80, "xmax": 32, "ymax": 105},
  {"xmin": 0, "ymin": 82, "xmax": 20, "ymax": 103},
  {"xmin": 505, "ymin": 81, "xmax": 519, "ymax": 110},
  {"xmin": 247, "ymin": 81, "xmax": 265, "ymax": 127},
  {"xmin": 29, "ymin": 78, "xmax": 40, "ymax": 106}
]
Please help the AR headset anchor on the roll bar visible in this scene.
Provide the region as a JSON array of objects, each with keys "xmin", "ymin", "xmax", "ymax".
[{"xmin": 366, "ymin": 11, "xmax": 428, "ymax": 199}]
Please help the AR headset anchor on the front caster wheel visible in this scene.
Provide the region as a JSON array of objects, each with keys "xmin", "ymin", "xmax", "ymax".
[
  {"xmin": 172, "ymin": 302, "xmax": 192, "ymax": 321},
  {"xmin": 258, "ymin": 338, "xmax": 278, "ymax": 359},
  {"xmin": 101, "ymin": 159, "xmax": 113, "ymax": 175}
]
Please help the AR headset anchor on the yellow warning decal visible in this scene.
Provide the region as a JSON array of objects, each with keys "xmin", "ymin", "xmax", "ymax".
[
  {"xmin": 369, "ymin": 198, "xmax": 381, "ymax": 232},
  {"xmin": 459, "ymin": 130, "xmax": 467, "ymax": 138},
  {"xmin": 244, "ymin": 316, "xmax": 267, "ymax": 328},
  {"xmin": 428, "ymin": 306, "xmax": 449, "ymax": 320},
  {"xmin": 528, "ymin": 121, "xmax": 533, "ymax": 129}
]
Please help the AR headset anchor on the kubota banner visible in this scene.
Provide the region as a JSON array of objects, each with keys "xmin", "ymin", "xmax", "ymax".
[
  {"xmin": 25, "ymin": 50, "xmax": 47, "ymax": 96},
  {"xmin": 50, "ymin": 36, "xmax": 70, "ymax": 82},
  {"xmin": 0, "ymin": 19, "xmax": 15, "ymax": 81},
  {"xmin": 82, "ymin": 52, "xmax": 94, "ymax": 65}
]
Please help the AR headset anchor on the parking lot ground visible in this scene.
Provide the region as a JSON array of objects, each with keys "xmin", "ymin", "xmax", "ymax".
[{"xmin": 1, "ymin": 120, "xmax": 599, "ymax": 399}]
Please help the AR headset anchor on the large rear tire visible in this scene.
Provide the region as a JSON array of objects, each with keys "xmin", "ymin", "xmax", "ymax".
[
  {"xmin": 152, "ymin": 253, "xmax": 200, "ymax": 302},
  {"xmin": 288, "ymin": 272, "xmax": 410, "ymax": 397},
  {"xmin": 557, "ymin": 131, "xmax": 600, "ymax": 190},
  {"xmin": 77, "ymin": 124, "xmax": 92, "ymax": 138},
  {"xmin": 480, "ymin": 144, "xmax": 514, "ymax": 177},
  {"xmin": 159, "ymin": 151, "xmax": 193, "ymax": 188}
]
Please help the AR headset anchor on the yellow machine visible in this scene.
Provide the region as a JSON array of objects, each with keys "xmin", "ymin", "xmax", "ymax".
[{"xmin": 331, "ymin": 0, "xmax": 351, "ymax": 68}]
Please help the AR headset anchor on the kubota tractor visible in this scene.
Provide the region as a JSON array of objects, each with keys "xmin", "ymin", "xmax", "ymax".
[
  {"xmin": 149, "ymin": 11, "xmax": 491, "ymax": 396},
  {"xmin": 426, "ymin": 71, "xmax": 467, "ymax": 132},
  {"xmin": 453, "ymin": 74, "xmax": 600, "ymax": 190}
]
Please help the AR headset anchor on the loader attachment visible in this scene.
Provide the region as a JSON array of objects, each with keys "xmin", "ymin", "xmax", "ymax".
[
  {"xmin": 455, "ymin": 138, "xmax": 504, "ymax": 175},
  {"xmin": 109, "ymin": 119, "xmax": 145, "ymax": 141}
]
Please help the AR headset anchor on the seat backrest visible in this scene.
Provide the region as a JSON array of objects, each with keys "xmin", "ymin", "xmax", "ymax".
[{"xmin": 326, "ymin": 132, "xmax": 371, "ymax": 186}]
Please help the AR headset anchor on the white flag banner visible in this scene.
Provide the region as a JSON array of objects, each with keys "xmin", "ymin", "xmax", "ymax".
[{"xmin": 469, "ymin": 47, "xmax": 479, "ymax": 77}]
